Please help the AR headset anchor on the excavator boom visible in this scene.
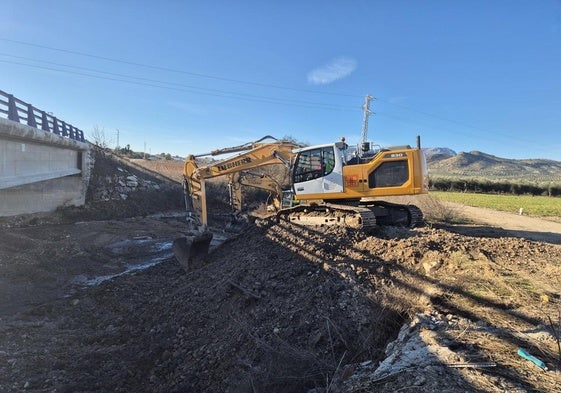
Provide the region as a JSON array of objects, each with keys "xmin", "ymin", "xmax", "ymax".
[
  {"xmin": 173, "ymin": 136, "xmax": 298, "ymax": 268},
  {"xmin": 182, "ymin": 136, "xmax": 298, "ymax": 226}
]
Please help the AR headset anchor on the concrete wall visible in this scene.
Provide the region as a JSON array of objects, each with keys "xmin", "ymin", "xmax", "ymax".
[{"xmin": 0, "ymin": 117, "xmax": 90, "ymax": 217}]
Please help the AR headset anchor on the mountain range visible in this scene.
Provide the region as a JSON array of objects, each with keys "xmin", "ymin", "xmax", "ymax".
[{"xmin": 424, "ymin": 148, "xmax": 561, "ymax": 182}]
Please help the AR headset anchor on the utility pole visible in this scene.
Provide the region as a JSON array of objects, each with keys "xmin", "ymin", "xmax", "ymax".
[
  {"xmin": 359, "ymin": 94, "xmax": 374, "ymax": 156},
  {"xmin": 116, "ymin": 129, "xmax": 120, "ymax": 150},
  {"xmin": 144, "ymin": 141, "xmax": 146, "ymax": 159}
]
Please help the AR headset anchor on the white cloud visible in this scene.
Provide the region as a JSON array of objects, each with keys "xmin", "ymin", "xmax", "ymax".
[{"xmin": 307, "ymin": 57, "xmax": 357, "ymax": 85}]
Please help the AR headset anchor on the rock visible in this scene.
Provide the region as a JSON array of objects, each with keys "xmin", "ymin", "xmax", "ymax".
[
  {"xmin": 126, "ymin": 175, "xmax": 139, "ymax": 187},
  {"xmin": 421, "ymin": 251, "xmax": 444, "ymax": 274}
]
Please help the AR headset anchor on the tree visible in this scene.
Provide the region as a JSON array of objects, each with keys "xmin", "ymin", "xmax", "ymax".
[
  {"xmin": 89, "ymin": 125, "xmax": 113, "ymax": 149},
  {"xmin": 281, "ymin": 134, "xmax": 308, "ymax": 147}
]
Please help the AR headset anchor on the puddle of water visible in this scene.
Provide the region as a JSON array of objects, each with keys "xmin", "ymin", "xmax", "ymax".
[
  {"xmin": 106, "ymin": 237, "xmax": 161, "ymax": 254},
  {"xmin": 74, "ymin": 234, "xmax": 228, "ymax": 287},
  {"xmin": 151, "ymin": 241, "xmax": 173, "ymax": 253},
  {"xmin": 76, "ymin": 254, "xmax": 174, "ymax": 286}
]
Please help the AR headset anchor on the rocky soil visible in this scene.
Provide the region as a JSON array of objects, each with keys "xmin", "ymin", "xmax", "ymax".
[{"xmin": 1, "ymin": 151, "xmax": 561, "ymax": 392}]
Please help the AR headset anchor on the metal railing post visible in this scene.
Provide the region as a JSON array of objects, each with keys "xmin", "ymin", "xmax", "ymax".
[
  {"xmin": 8, "ymin": 95, "xmax": 20, "ymax": 122},
  {"xmin": 41, "ymin": 111, "xmax": 50, "ymax": 132},
  {"xmin": 27, "ymin": 104, "xmax": 37, "ymax": 128},
  {"xmin": 53, "ymin": 118, "xmax": 60, "ymax": 135}
]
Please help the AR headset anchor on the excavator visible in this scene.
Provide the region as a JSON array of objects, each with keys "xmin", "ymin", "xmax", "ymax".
[{"xmin": 172, "ymin": 134, "xmax": 429, "ymax": 269}]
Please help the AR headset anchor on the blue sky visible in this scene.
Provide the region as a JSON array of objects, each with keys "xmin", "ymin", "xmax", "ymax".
[{"xmin": 1, "ymin": 1, "xmax": 560, "ymax": 160}]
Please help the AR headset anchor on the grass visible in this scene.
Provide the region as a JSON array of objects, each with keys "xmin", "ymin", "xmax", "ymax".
[{"xmin": 431, "ymin": 191, "xmax": 561, "ymax": 218}]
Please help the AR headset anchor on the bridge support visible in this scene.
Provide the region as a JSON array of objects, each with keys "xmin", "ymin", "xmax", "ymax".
[{"xmin": 0, "ymin": 118, "xmax": 90, "ymax": 217}]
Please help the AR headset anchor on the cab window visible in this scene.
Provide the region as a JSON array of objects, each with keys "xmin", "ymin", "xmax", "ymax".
[
  {"xmin": 322, "ymin": 147, "xmax": 335, "ymax": 176},
  {"xmin": 368, "ymin": 160, "xmax": 409, "ymax": 188},
  {"xmin": 293, "ymin": 146, "xmax": 335, "ymax": 183}
]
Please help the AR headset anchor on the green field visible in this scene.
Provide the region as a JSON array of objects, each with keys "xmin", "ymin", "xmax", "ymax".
[{"xmin": 431, "ymin": 191, "xmax": 561, "ymax": 218}]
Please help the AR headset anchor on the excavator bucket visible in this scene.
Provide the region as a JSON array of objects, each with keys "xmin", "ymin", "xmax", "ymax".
[{"xmin": 172, "ymin": 231, "xmax": 213, "ymax": 270}]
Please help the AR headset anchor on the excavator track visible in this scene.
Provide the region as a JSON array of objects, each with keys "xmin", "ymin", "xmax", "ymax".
[
  {"xmin": 359, "ymin": 201, "xmax": 424, "ymax": 228},
  {"xmin": 277, "ymin": 204, "xmax": 377, "ymax": 230},
  {"xmin": 277, "ymin": 201, "xmax": 423, "ymax": 230}
]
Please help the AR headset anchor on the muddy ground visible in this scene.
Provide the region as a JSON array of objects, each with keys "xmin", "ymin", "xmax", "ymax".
[{"xmin": 1, "ymin": 155, "xmax": 561, "ymax": 392}]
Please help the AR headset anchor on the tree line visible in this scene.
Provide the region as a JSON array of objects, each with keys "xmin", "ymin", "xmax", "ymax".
[{"xmin": 429, "ymin": 177, "xmax": 561, "ymax": 197}]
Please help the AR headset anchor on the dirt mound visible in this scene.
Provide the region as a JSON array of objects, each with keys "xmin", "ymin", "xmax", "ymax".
[
  {"xmin": 0, "ymin": 222, "xmax": 401, "ymax": 392},
  {"xmin": 1, "ymin": 214, "xmax": 561, "ymax": 392}
]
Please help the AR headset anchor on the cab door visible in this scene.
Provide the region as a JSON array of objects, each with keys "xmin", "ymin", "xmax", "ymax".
[{"xmin": 320, "ymin": 145, "xmax": 344, "ymax": 193}]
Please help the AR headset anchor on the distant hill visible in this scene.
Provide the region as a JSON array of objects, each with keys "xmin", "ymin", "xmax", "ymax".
[
  {"xmin": 425, "ymin": 149, "xmax": 561, "ymax": 182},
  {"xmin": 423, "ymin": 147, "xmax": 457, "ymax": 160}
]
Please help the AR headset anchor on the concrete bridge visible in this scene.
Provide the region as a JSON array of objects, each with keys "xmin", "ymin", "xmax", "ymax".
[{"xmin": 0, "ymin": 89, "xmax": 90, "ymax": 217}]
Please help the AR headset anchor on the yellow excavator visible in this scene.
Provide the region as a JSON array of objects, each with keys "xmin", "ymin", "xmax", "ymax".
[{"xmin": 172, "ymin": 134, "xmax": 428, "ymax": 269}]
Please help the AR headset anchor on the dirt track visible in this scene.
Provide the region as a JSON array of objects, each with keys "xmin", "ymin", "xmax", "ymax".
[{"xmin": 446, "ymin": 202, "xmax": 561, "ymax": 244}]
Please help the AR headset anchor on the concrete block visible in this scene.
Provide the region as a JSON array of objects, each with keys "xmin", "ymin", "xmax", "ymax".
[{"xmin": 0, "ymin": 176, "xmax": 86, "ymax": 216}]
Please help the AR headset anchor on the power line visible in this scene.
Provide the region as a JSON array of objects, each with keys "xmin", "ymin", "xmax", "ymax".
[
  {"xmin": 0, "ymin": 38, "xmax": 542, "ymax": 145},
  {"xmin": 0, "ymin": 38, "xmax": 505, "ymax": 133},
  {"xmin": 1, "ymin": 56, "xmax": 534, "ymax": 146},
  {"xmin": 375, "ymin": 97, "xmax": 487, "ymax": 134},
  {"xmin": 0, "ymin": 58, "xmax": 359, "ymax": 111},
  {"xmin": 0, "ymin": 37, "xmax": 359, "ymax": 98}
]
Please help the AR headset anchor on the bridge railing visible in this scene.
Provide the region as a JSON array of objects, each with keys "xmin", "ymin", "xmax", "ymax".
[{"xmin": 0, "ymin": 89, "xmax": 85, "ymax": 142}]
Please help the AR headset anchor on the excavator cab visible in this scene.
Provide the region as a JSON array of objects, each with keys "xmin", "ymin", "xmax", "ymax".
[
  {"xmin": 292, "ymin": 143, "xmax": 346, "ymax": 198},
  {"xmin": 292, "ymin": 140, "xmax": 428, "ymax": 203}
]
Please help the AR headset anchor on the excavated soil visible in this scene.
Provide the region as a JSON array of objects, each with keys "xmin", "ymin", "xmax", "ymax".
[
  {"xmin": 1, "ymin": 152, "xmax": 561, "ymax": 392},
  {"xmin": 1, "ymin": 211, "xmax": 561, "ymax": 392}
]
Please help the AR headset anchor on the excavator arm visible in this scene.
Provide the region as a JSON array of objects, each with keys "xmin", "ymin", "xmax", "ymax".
[
  {"xmin": 174, "ymin": 136, "xmax": 298, "ymax": 269},
  {"xmin": 228, "ymin": 170, "xmax": 285, "ymax": 217},
  {"xmin": 182, "ymin": 136, "xmax": 298, "ymax": 227}
]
